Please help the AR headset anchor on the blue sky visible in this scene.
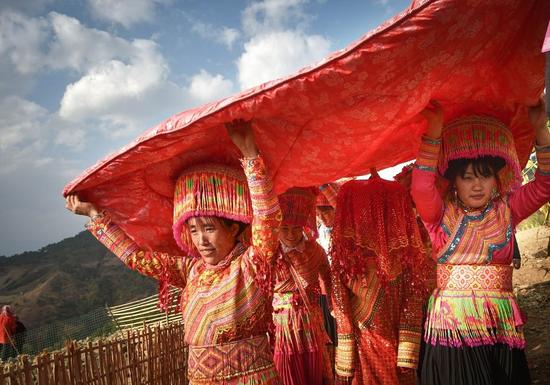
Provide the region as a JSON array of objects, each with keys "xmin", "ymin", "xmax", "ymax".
[{"xmin": 0, "ymin": 0, "xmax": 411, "ymax": 256}]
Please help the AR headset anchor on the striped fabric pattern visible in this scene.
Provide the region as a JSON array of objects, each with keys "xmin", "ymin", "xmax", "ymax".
[
  {"xmin": 536, "ymin": 143, "xmax": 550, "ymax": 175},
  {"xmin": 415, "ymin": 136, "xmax": 441, "ymax": 172}
]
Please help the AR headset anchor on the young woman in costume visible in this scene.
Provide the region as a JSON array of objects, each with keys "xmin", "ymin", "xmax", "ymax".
[
  {"xmin": 413, "ymin": 100, "xmax": 550, "ymax": 385},
  {"xmin": 66, "ymin": 120, "xmax": 283, "ymax": 385},
  {"xmin": 331, "ymin": 176, "xmax": 429, "ymax": 385},
  {"xmin": 272, "ymin": 187, "xmax": 333, "ymax": 385},
  {"xmin": 315, "ymin": 183, "xmax": 339, "ymax": 368}
]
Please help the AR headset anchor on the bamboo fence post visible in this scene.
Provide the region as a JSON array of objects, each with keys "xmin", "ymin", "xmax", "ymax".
[{"xmin": 21, "ymin": 356, "xmax": 32, "ymax": 385}]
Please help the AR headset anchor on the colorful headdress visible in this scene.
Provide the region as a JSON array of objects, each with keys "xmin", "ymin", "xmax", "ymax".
[
  {"xmin": 439, "ymin": 116, "xmax": 522, "ymax": 192},
  {"xmin": 330, "ymin": 178, "xmax": 426, "ymax": 283},
  {"xmin": 316, "ymin": 183, "xmax": 339, "ymax": 208},
  {"xmin": 279, "ymin": 187, "xmax": 318, "ymax": 238},
  {"xmin": 172, "ymin": 163, "xmax": 252, "ymax": 256}
]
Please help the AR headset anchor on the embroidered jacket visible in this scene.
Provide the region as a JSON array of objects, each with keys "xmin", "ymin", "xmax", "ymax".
[
  {"xmin": 87, "ymin": 156, "xmax": 282, "ymax": 347},
  {"xmin": 412, "ymin": 137, "xmax": 550, "ymax": 348}
]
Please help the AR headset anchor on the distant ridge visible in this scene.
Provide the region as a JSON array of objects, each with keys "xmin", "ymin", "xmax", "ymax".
[{"xmin": 0, "ymin": 231, "xmax": 157, "ymax": 329}]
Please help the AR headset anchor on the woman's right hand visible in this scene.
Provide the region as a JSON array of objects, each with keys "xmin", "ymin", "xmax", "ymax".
[
  {"xmin": 420, "ymin": 100, "xmax": 444, "ymax": 139},
  {"xmin": 65, "ymin": 195, "xmax": 99, "ymax": 217}
]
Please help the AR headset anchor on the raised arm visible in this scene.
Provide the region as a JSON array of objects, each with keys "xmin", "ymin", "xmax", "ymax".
[
  {"xmin": 510, "ymin": 99, "xmax": 550, "ymax": 223},
  {"xmin": 411, "ymin": 101, "xmax": 445, "ymax": 226},
  {"xmin": 226, "ymin": 120, "xmax": 282, "ymax": 280},
  {"xmin": 65, "ymin": 195, "xmax": 188, "ymax": 289}
]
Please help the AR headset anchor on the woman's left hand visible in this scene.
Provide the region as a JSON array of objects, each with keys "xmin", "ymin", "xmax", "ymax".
[{"xmin": 225, "ymin": 119, "xmax": 259, "ymax": 158}]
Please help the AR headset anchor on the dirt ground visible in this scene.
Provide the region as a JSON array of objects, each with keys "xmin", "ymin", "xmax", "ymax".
[{"xmin": 514, "ymin": 226, "xmax": 550, "ymax": 384}]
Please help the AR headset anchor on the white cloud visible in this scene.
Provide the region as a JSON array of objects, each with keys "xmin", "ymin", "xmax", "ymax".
[
  {"xmin": 189, "ymin": 18, "xmax": 241, "ymax": 49},
  {"xmin": 43, "ymin": 15, "xmax": 186, "ymax": 137},
  {"xmin": 236, "ymin": 0, "xmax": 331, "ymax": 89},
  {"xmin": 0, "ymin": 11, "xmax": 134, "ymax": 74},
  {"xmin": 0, "ymin": 10, "xmax": 49, "ymax": 74},
  {"xmin": 87, "ymin": 0, "xmax": 167, "ymax": 28},
  {"xmin": 1, "ymin": 0, "xmax": 55, "ymax": 14},
  {"xmin": 187, "ymin": 70, "xmax": 234, "ymax": 104},
  {"xmin": 0, "ymin": 96, "xmax": 51, "ymax": 174},
  {"xmin": 46, "ymin": 12, "xmax": 135, "ymax": 72},
  {"xmin": 220, "ymin": 27, "xmax": 241, "ymax": 48},
  {"xmin": 237, "ymin": 30, "xmax": 330, "ymax": 89},
  {"xmin": 59, "ymin": 39, "xmax": 167, "ymax": 120},
  {"xmin": 58, "ymin": 40, "xmax": 186, "ymax": 137},
  {"xmin": 242, "ymin": 0, "xmax": 310, "ymax": 35}
]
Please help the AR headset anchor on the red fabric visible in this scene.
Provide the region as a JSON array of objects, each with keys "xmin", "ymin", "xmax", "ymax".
[
  {"xmin": 63, "ymin": 0, "xmax": 549, "ymax": 255},
  {"xmin": 0, "ymin": 314, "xmax": 16, "ymax": 345}
]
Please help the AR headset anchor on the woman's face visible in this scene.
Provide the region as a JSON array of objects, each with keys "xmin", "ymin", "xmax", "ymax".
[
  {"xmin": 187, "ymin": 217, "xmax": 239, "ymax": 265},
  {"xmin": 454, "ymin": 164, "xmax": 496, "ymax": 209},
  {"xmin": 279, "ymin": 224, "xmax": 304, "ymax": 248},
  {"xmin": 316, "ymin": 206, "xmax": 335, "ymax": 228}
]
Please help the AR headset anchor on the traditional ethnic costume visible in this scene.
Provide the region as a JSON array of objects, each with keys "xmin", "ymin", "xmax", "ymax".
[
  {"xmin": 331, "ymin": 177, "xmax": 429, "ymax": 385},
  {"xmin": 316, "ymin": 183, "xmax": 339, "ymax": 252},
  {"xmin": 272, "ymin": 187, "xmax": 333, "ymax": 385},
  {"xmin": 316, "ymin": 183, "xmax": 339, "ymax": 363},
  {"xmin": 412, "ymin": 116, "xmax": 550, "ymax": 385},
  {"xmin": 86, "ymin": 156, "xmax": 283, "ymax": 385}
]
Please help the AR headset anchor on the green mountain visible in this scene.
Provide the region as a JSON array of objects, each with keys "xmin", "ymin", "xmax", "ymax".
[{"xmin": 0, "ymin": 231, "xmax": 157, "ymax": 329}]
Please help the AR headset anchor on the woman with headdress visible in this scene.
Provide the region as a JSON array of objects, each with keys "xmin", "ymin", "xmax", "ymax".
[
  {"xmin": 66, "ymin": 120, "xmax": 282, "ymax": 385},
  {"xmin": 330, "ymin": 176, "xmax": 430, "ymax": 385},
  {"xmin": 272, "ymin": 187, "xmax": 333, "ymax": 385},
  {"xmin": 316, "ymin": 183, "xmax": 339, "ymax": 254},
  {"xmin": 412, "ymin": 100, "xmax": 550, "ymax": 385},
  {"xmin": 315, "ymin": 182, "xmax": 340, "ymax": 367}
]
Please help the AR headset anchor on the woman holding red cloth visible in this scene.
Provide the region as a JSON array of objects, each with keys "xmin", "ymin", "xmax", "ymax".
[
  {"xmin": 66, "ymin": 120, "xmax": 283, "ymax": 385},
  {"xmin": 413, "ymin": 100, "xmax": 550, "ymax": 385},
  {"xmin": 330, "ymin": 176, "xmax": 430, "ymax": 385},
  {"xmin": 272, "ymin": 187, "xmax": 333, "ymax": 385}
]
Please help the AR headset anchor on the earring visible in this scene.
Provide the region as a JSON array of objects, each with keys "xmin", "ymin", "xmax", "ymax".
[{"xmin": 491, "ymin": 187, "xmax": 499, "ymax": 200}]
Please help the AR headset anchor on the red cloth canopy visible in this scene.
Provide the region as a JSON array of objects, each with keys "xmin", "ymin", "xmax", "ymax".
[{"xmin": 64, "ymin": 0, "xmax": 549, "ymax": 254}]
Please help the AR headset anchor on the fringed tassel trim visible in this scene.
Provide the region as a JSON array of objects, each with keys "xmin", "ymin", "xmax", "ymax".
[
  {"xmin": 424, "ymin": 289, "xmax": 525, "ymax": 349},
  {"xmin": 272, "ymin": 293, "xmax": 328, "ymax": 354}
]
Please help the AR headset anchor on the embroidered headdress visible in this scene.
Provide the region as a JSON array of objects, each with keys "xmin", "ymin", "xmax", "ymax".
[
  {"xmin": 172, "ymin": 163, "xmax": 252, "ymax": 256},
  {"xmin": 439, "ymin": 116, "xmax": 522, "ymax": 192},
  {"xmin": 316, "ymin": 183, "xmax": 339, "ymax": 208},
  {"xmin": 279, "ymin": 187, "xmax": 318, "ymax": 238},
  {"xmin": 330, "ymin": 177, "xmax": 426, "ymax": 284}
]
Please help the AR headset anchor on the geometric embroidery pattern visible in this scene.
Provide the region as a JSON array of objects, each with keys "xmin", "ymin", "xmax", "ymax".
[
  {"xmin": 188, "ymin": 335, "xmax": 274, "ymax": 381},
  {"xmin": 437, "ymin": 264, "xmax": 512, "ymax": 291}
]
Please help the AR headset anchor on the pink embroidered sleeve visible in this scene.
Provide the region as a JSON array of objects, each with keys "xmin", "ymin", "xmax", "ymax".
[
  {"xmin": 412, "ymin": 136, "xmax": 444, "ymax": 226},
  {"xmin": 509, "ymin": 144, "xmax": 550, "ymax": 224},
  {"xmin": 86, "ymin": 214, "xmax": 188, "ymax": 288},
  {"xmin": 241, "ymin": 155, "xmax": 282, "ymax": 287}
]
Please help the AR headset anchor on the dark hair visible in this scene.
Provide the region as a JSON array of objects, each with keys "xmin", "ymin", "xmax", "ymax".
[
  {"xmin": 316, "ymin": 205, "xmax": 334, "ymax": 212},
  {"xmin": 186, "ymin": 216, "xmax": 248, "ymax": 236},
  {"xmin": 219, "ymin": 217, "xmax": 248, "ymax": 236},
  {"xmin": 444, "ymin": 156, "xmax": 505, "ymax": 182}
]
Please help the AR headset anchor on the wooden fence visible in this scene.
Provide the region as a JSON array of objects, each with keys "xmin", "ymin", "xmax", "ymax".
[{"xmin": 0, "ymin": 322, "xmax": 188, "ymax": 385}]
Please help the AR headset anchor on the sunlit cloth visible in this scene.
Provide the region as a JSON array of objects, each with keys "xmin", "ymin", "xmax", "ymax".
[{"xmin": 64, "ymin": 0, "xmax": 548, "ymax": 256}]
